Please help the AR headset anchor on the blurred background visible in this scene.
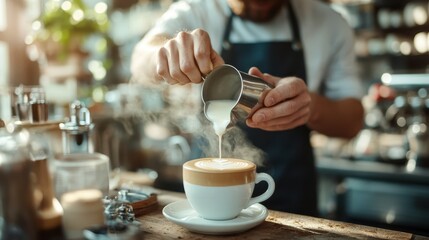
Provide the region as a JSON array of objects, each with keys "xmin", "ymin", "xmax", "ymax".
[{"xmin": 0, "ymin": 0, "xmax": 428, "ymax": 237}]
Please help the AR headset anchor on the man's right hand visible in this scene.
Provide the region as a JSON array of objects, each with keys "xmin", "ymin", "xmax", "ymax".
[{"xmin": 156, "ymin": 29, "xmax": 225, "ymax": 85}]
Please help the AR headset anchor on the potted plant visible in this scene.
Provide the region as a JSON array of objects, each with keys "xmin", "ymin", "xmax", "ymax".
[{"xmin": 26, "ymin": 0, "xmax": 109, "ymax": 81}]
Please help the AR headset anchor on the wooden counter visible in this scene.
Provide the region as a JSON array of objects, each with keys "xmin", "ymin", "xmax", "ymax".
[{"xmin": 137, "ymin": 190, "xmax": 429, "ymax": 240}]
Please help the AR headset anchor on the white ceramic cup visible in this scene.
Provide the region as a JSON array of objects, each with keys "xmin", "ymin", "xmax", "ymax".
[
  {"xmin": 53, "ymin": 153, "xmax": 110, "ymax": 199},
  {"xmin": 183, "ymin": 158, "xmax": 275, "ymax": 220}
]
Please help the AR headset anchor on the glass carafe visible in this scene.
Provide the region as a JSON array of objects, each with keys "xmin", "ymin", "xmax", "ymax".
[{"xmin": 0, "ymin": 127, "xmax": 38, "ymax": 240}]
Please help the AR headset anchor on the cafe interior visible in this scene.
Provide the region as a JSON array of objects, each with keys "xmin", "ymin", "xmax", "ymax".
[{"xmin": 1, "ymin": 0, "xmax": 429, "ymax": 239}]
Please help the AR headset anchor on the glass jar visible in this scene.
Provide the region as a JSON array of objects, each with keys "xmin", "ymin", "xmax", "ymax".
[{"xmin": 0, "ymin": 127, "xmax": 38, "ymax": 239}]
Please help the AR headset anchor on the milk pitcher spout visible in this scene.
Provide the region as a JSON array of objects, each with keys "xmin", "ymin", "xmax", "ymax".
[{"xmin": 201, "ymin": 64, "xmax": 273, "ymax": 123}]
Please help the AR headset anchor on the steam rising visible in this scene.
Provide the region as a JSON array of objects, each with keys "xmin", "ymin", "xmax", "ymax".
[
  {"xmin": 107, "ymin": 82, "xmax": 266, "ymax": 167},
  {"xmin": 195, "ymin": 116, "xmax": 266, "ymax": 167}
]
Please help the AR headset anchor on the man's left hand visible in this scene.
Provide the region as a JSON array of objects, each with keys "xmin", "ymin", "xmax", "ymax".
[{"xmin": 246, "ymin": 67, "xmax": 311, "ymax": 131}]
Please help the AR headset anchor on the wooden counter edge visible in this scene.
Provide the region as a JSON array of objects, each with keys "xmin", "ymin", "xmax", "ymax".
[{"xmin": 137, "ymin": 189, "xmax": 418, "ymax": 240}]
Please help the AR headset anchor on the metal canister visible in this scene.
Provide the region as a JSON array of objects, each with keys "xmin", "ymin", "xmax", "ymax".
[
  {"xmin": 14, "ymin": 85, "xmax": 48, "ymax": 123},
  {"xmin": 59, "ymin": 100, "xmax": 94, "ymax": 154},
  {"xmin": 201, "ymin": 64, "xmax": 273, "ymax": 123}
]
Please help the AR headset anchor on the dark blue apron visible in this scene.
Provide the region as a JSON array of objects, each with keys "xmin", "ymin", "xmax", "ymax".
[{"xmin": 221, "ymin": 2, "xmax": 317, "ymax": 216}]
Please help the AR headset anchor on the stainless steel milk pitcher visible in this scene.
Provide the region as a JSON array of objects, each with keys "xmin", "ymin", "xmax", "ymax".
[{"xmin": 201, "ymin": 64, "xmax": 273, "ymax": 122}]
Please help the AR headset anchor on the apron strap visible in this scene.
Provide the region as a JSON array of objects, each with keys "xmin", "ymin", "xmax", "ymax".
[
  {"xmin": 286, "ymin": 1, "xmax": 303, "ymax": 51},
  {"xmin": 222, "ymin": 8, "xmax": 234, "ymax": 51}
]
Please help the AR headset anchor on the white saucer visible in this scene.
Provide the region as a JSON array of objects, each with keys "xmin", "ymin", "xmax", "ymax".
[{"xmin": 162, "ymin": 200, "xmax": 268, "ymax": 235}]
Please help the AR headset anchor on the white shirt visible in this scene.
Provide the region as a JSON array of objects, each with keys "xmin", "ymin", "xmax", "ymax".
[{"xmin": 145, "ymin": 0, "xmax": 364, "ymax": 99}]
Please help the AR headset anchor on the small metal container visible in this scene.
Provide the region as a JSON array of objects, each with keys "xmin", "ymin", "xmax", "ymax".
[
  {"xmin": 14, "ymin": 85, "xmax": 48, "ymax": 123},
  {"xmin": 201, "ymin": 64, "xmax": 273, "ymax": 122},
  {"xmin": 59, "ymin": 100, "xmax": 94, "ymax": 154}
]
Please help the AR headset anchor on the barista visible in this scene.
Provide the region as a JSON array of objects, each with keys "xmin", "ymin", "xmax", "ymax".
[{"xmin": 131, "ymin": 0, "xmax": 364, "ymax": 216}]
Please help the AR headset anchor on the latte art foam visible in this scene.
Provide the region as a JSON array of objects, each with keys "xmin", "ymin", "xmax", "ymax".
[
  {"xmin": 184, "ymin": 158, "xmax": 256, "ymax": 186},
  {"xmin": 195, "ymin": 159, "xmax": 250, "ymax": 170}
]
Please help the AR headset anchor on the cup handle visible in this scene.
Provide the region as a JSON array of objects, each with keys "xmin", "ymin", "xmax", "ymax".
[{"xmin": 247, "ymin": 173, "xmax": 275, "ymax": 208}]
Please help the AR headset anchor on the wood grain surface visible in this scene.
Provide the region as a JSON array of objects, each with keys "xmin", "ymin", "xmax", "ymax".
[{"xmin": 137, "ymin": 190, "xmax": 417, "ymax": 240}]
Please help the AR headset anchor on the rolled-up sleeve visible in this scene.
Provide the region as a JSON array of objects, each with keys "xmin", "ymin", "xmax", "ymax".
[{"xmin": 323, "ymin": 25, "xmax": 365, "ymax": 100}]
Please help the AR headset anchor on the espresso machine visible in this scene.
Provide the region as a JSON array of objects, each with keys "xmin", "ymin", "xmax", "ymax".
[{"xmin": 381, "ymin": 73, "xmax": 429, "ymax": 170}]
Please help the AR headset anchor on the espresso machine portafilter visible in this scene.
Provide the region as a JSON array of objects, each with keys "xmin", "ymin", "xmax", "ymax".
[{"xmin": 406, "ymin": 96, "xmax": 429, "ymax": 169}]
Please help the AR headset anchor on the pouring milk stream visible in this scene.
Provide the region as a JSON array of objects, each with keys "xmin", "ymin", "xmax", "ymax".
[
  {"xmin": 204, "ymin": 100, "xmax": 237, "ymax": 160},
  {"xmin": 201, "ymin": 65, "xmax": 273, "ymax": 160},
  {"xmin": 202, "ymin": 64, "xmax": 272, "ymax": 164}
]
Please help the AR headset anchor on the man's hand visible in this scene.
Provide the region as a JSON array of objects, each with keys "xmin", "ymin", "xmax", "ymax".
[
  {"xmin": 246, "ymin": 67, "xmax": 311, "ymax": 131},
  {"xmin": 156, "ymin": 29, "xmax": 224, "ymax": 85}
]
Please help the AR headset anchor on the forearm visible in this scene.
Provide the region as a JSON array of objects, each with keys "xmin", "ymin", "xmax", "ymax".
[
  {"xmin": 130, "ymin": 35, "xmax": 168, "ymax": 85},
  {"xmin": 307, "ymin": 92, "xmax": 364, "ymax": 139}
]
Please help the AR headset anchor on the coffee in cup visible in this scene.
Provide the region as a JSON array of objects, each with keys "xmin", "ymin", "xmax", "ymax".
[{"xmin": 183, "ymin": 158, "xmax": 275, "ymax": 220}]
